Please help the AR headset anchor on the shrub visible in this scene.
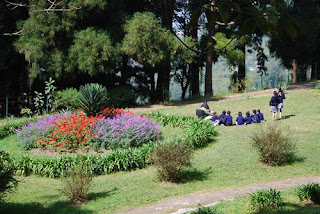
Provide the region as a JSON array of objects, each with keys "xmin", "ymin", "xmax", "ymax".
[
  {"xmin": 60, "ymin": 164, "xmax": 92, "ymax": 205},
  {"xmin": 0, "ymin": 150, "xmax": 18, "ymax": 201},
  {"xmin": 38, "ymin": 111, "xmax": 101, "ymax": 151},
  {"xmin": 78, "ymin": 83, "xmax": 109, "ymax": 116},
  {"xmin": 152, "ymin": 141, "xmax": 192, "ymax": 182},
  {"xmin": 15, "ymin": 113, "xmax": 70, "ymax": 150},
  {"xmin": 0, "ymin": 117, "xmax": 33, "ymax": 140},
  {"xmin": 191, "ymin": 206, "xmax": 222, "ymax": 214},
  {"xmin": 54, "ymin": 88, "xmax": 80, "ymax": 110},
  {"xmin": 249, "ymin": 189, "xmax": 283, "ymax": 212},
  {"xmin": 93, "ymin": 113, "xmax": 161, "ymax": 149},
  {"xmin": 315, "ymin": 84, "xmax": 320, "ymax": 91},
  {"xmin": 251, "ymin": 125, "xmax": 296, "ymax": 166},
  {"xmin": 108, "ymin": 86, "xmax": 136, "ymax": 108},
  {"xmin": 297, "ymin": 183, "xmax": 320, "ymax": 204}
]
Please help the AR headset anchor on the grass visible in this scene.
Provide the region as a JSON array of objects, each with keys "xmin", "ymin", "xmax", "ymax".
[
  {"xmin": 0, "ymin": 88, "xmax": 319, "ymax": 214},
  {"xmin": 212, "ymin": 188, "xmax": 320, "ymax": 214}
]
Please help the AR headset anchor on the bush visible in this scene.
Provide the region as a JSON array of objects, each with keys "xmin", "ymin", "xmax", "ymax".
[
  {"xmin": 108, "ymin": 86, "xmax": 136, "ymax": 108},
  {"xmin": 0, "ymin": 150, "xmax": 18, "ymax": 201},
  {"xmin": 315, "ymin": 84, "xmax": 320, "ymax": 91},
  {"xmin": 0, "ymin": 117, "xmax": 33, "ymax": 139},
  {"xmin": 191, "ymin": 206, "xmax": 222, "ymax": 214},
  {"xmin": 249, "ymin": 189, "xmax": 283, "ymax": 212},
  {"xmin": 60, "ymin": 164, "xmax": 93, "ymax": 205},
  {"xmin": 54, "ymin": 88, "xmax": 80, "ymax": 110},
  {"xmin": 152, "ymin": 141, "xmax": 192, "ymax": 182},
  {"xmin": 78, "ymin": 83, "xmax": 108, "ymax": 116},
  {"xmin": 15, "ymin": 113, "xmax": 70, "ymax": 150},
  {"xmin": 251, "ymin": 125, "xmax": 296, "ymax": 166},
  {"xmin": 13, "ymin": 144, "xmax": 155, "ymax": 178},
  {"xmin": 93, "ymin": 113, "xmax": 161, "ymax": 149},
  {"xmin": 297, "ymin": 183, "xmax": 320, "ymax": 204}
]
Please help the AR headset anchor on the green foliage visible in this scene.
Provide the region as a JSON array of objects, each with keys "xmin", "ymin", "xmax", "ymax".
[
  {"xmin": 251, "ymin": 125, "xmax": 296, "ymax": 166},
  {"xmin": 0, "ymin": 150, "xmax": 18, "ymax": 201},
  {"xmin": 13, "ymin": 144, "xmax": 155, "ymax": 178},
  {"xmin": 54, "ymin": 88, "xmax": 80, "ymax": 110},
  {"xmin": 297, "ymin": 183, "xmax": 320, "ymax": 204},
  {"xmin": 108, "ymin": 86, "xmax": 136, "ymax": 108},
  {"xmin": 60, "ymin": 164, "xmax": 93, "ymax": 205},
  {"xmin": 191, "ymin": 206, "xmax": 222, "ymax": 214},
  {"xmin": 78, "ymin": 83, "xmax": 109, "ymax": 116},
  {"xmin": 44, "ymin": 77, "xmax": 57, "ymax": 112},
  {"xmin": 20, "ymin": 108, "xmax": 32, "ymax": 117},
  {"xmin": 67, "ymin": 28, "xmax": 116, "ymax": 76},
  {"xmin": 152, "ymin": 141, "xmax": 192, "ymax": 182},
  {"xmin": 147, "ymin": 112, "xmax": 218, "ymax": 148},
  {"xmin": 249, "ymin": 189, "xmax": 283, "ymax": 212},
  {"xmin": 315, "ymin": 84, "xmax": 320, "ymax": 91},
  {"xmin": 33, "ymin": 91, "xmax": 45, "ymax": 115},
  {"xmin": 0, "ymin": 118, "xmax": 33, "ymax": 139},
  {"xmin": 122, "ymin": 12, "xmax": 175, "ymax": 67}
]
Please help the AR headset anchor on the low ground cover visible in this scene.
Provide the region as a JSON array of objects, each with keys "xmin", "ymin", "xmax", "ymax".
[{"xmin": 0, "ymin": 89, "xmax": 319, "ymax": 214}]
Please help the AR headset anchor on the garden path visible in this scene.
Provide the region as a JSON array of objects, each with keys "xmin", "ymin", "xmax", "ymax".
[
  {"xmin": 116, "ymin": 176, "xmax": 320, "ymax": 214},
  {"xmin": 130, "ymin": 81, "xmax": 319, "ymax": 113}
]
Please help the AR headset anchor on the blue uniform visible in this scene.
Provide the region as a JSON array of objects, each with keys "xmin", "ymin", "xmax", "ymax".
[
  {"xmin": 269, "ymin": 96, "xmax": 279, "ymax": 106},
  {"xmin": 211, "ymin": 115, "xmax": 219, "ymax": 122},
  {"xmin": 218, "ymin": 113, "xmax": 226, "ymax": 124},
  {"xmin": 245, "ymin": 116, "xmax": 252, "ymax": 124},
  {"xmin": 278, "ymin": 92, "xmax": 285, "ymax": 103},
  {"xmin": 236, "ymin": 116, "xmax": 245, "ymax": 125},
  {"xmin": 225, "ymin": 115, "xmax": 233, "ymax": 126},
  {"xmin": 251, "ymin": 114, "xmax": 260, "ymax": 123},
  {"xmin": 258, "ymin": 112, "xmax": 265, "ymax": 121}
]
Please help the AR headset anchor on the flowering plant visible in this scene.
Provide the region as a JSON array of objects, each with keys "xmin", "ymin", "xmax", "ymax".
[
  {"xmin": 93, "ymin": 113, "xmax": 161, "ymax": 149},
  {"xmin": 102, "ymin": 107, "xmax": 133, "ymax": 118},
  {"xmin": 36, "ymin": 111, "xmax": 102, "ymax": 151}
]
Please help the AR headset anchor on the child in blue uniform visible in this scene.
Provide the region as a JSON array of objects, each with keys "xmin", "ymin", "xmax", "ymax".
[
  {"xmin": 224, "ymin": 111, "xmax": 233, "ymax": 126},
  {"xmin": 245, "ymin": 111, "xmax": 252, "ymax": 125},
  {"xmin": 269, "ymin": 91, "xmax": 280, "ymax": 121},
  {"xmin": 236, "ymin": 112, "xmax": 245, "ymax": 126},
  {"xmin": 251, "ymin": 109, "xmax": 260, "ymax": 123},
  {"xmin": 211, "ymin": 112, "xmax": 220, "ymax": 126},
  {"xmin": 257, "ymin": 109, "xmax": 265, "ymax": 122},
  {"xmin": 218, "ymin": 110, "xmax": 227, "ymax": 126},
  {"xmin": 277, "ymin": 87, "xmax": 285, "ymax": 119}
]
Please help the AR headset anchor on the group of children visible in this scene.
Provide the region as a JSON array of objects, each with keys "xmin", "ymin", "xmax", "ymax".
[
  {"xmin": 269, "ymin": 87, "xmax": 286, "ymax": 121},
  {"xmin": 210, "ymin": 109, "xmax": 265, "ymax": 126}
]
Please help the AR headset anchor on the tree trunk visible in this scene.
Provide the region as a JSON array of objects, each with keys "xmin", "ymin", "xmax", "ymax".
[
  {"xmin": 311, "ymin": 62, "xmax": 318, "ymax": 80},
  {"xmin": 238, "ymin": 44, "xmax": 246, "ymax": 91},
  {"xmin": 205, "ymin": 23, "xmax": 214, "ymax": 96},
  {"xmin": 121, "ymin": 55, "xmax": 129, "ymax": 85},
  {"xmin": 190, "ymin": 1, "xmax": 200, "ymax": 96},
  {"xmin": 292, "ymin": 59, "xmax": 297, "ymax": 84}
]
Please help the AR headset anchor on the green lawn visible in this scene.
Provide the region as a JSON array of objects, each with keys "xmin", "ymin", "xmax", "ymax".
[
  {"xmin": 212, "ymin": 188, "xmax": 320, "ymax": 214},
  {"xmin": 0, "ymin": 88, "xmax": 319, "ymax": 214}
]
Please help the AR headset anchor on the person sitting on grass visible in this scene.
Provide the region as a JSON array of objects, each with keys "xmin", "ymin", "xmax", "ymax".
[
  {"xmin": 245, "ymin": 111, "xmax": 252, "ymax": 125},
  {"xmin": 224, "ymin": 111, "xmax": 233, "ymax": 126},
  {"xmin": 269, "ymin": 91, "xmax": 280, "ymax": 121},
  {"xmin": 218, "ymin": 110, "xmax": 227, "ymax": 126},
  {"xmin": 196, "ymin": 102, "xmax": 213, "ymax": 120},
  {"xmin": 235, "ymin": 112, "xmax": 245, "ymax": 126},
  {"xmin": 251, "ymin": 109, "xmax": 260, "ymax": 123},
  {"xmin": 257, "ymin": 109, "xmax": 265, "ymax": 122},
  {"xmin": 211, "ymin": 112, "xmax": 220, "ymax": 126}
]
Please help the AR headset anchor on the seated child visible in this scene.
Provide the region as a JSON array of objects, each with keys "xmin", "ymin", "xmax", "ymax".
[
  {"xmin": 235, "ymin": 112, "xmax": 245, "ymax": 126},
  {"xmin": 245, "ymin": 111, "xmax": 252, "ymax": 125},
  {"xmin": 196, "ymin": 102, "xmax": 213, "ymax": 119},
  {"xmin": 224, "ymin": 111, "xmax": 233, "ymax": 126},
  {"xmin": 211, "ymin": 112, "xmax": 220, "ymax": 126},
  {"xmin": 218, "ymin": 110, "xmax": 227, "ymax": 125},
  {"xmin": 251, "ymin": 109, "xmax": 260, "ymax": 123},
  {"xmin": 257, "ymin": 109, "xmax": 265, "ymax": 122}
]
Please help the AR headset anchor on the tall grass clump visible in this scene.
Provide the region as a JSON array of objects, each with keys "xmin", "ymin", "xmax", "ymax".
[
  {"xmin": 0, "ymin": 150, "xmax": 18, "ymax": 201},
  {"xmin": 191, "ymin": 206, "xmax": 222, "ymax": 214},
  {"xmin": 297, "ymin": 183, "xmax": 320, "ymax": 204},
  {"xmin": 78, "ymin": 83, "xmax": 108, "ymax": 116},
  {"xmin": 249, "ymin": 189, "xmax": 283, "ymax": 212},
  {"xmin": 251, "ymin": 125, "xmax": 296, "ymax": 166},
  {"xmin": 60, "ymin": 164, "xmax": 93, "ymax": 205},
  {"xmin": 152, "ymin": 140, "xmax": 193, "ymax": 182}
]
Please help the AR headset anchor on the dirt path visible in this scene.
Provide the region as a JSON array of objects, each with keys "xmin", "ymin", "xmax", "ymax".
[
  {"xmin": 130, "ymin": 81, "xmax": 319, "ymax": 113},
  {"xmin": 116, "ymin": 176, "xmax": 320, "ymax": 214}
]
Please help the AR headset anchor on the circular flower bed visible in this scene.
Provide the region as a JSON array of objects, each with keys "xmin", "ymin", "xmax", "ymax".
[{"xmin": 15, "ymin": 109, "xmax": 161, "ymax": 152}]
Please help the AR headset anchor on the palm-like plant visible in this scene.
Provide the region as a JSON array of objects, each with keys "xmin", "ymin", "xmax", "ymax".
[{"xmin": 78, "ymin": 83, "xmax": 108, "ymax": 116}]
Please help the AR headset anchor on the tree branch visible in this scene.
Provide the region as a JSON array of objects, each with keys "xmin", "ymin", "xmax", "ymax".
[{"xmin": 2, "ymin": 29, "xmax": 23, "ymax": 36}]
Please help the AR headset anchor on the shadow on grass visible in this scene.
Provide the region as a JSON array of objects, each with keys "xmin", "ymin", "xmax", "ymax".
[
  {"xmin": 252, "ymin": 202, "xmax": 320, "ymax": 214},
  {"xmin": 179, "ymin": 167, "xmax": 212, "ymax": 183},
  {"xmin": 88, "ymin": 187, "xmax": 118, "ymax": 200},
  {"xmin": 0, "ymin": 201, "xmax": 93, "ymax": 214},
  {"xmin": 280, "ymin": 114, "xmax": 296, "ymax": 120}
]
